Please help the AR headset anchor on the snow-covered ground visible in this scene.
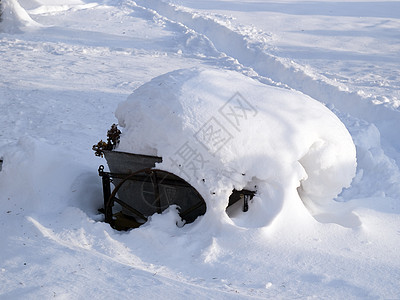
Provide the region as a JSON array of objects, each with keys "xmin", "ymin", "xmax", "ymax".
[{"xmin": 1, "ymin": 0, "xmax": 400, "ymax": 299}]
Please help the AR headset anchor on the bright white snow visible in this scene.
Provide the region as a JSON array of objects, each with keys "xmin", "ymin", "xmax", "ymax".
[
  {"xmin": 116, "ymin": 67, "xmax": 357, "ymax": 227},
  {"xmin": 1, "ymin": 0, "xmax": 400, "ymax": 299}
]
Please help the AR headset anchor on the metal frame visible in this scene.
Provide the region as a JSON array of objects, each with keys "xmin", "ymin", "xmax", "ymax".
[
  {"xmin": 98, "ymin": 165, "xmax": 207, "ymax": 229},
  {"xmin": 98, "ymin": 162, "xmax": 256, "ymax": 229}
]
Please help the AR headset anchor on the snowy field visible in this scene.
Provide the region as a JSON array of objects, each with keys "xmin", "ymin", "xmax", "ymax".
[{"xmin": 1, "ymin": 0, "xmax": 400, "ymax": 299}]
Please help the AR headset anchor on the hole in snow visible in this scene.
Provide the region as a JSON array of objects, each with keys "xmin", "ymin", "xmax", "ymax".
[{"xmin": 225, "ymin": 189, "xmax": 256, "ymax": 218}]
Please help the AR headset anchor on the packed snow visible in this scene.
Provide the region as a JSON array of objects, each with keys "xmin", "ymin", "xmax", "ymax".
[
  {"xmin": 1, "ymin": 0, "xmax": 400, "ymax": 299},
  {"xmin": 116, "ymin": 67, "xmax": 357, "ymax": 227}
]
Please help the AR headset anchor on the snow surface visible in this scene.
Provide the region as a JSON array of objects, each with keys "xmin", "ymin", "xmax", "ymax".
[
  {"xmin": 116, "ymin": 67, "xmax": 357, "ymax": 227},
  {"xmin": 1, "ymin": 0, "xmax": 400, "ymax": 299}
]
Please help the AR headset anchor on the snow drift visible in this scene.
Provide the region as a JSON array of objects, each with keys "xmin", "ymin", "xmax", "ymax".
[
  {"xmin": 0, "ymin": 0, "xmax": 40, "ymax": 33},
  {"xmin": 116, "ymin": 68, "xmax": 357, "ymax": 227}
]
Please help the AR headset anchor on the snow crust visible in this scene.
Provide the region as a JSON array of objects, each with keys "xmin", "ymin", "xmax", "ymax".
[{"xmin": 116, "ymin": 68, "xmax": 357, "ymax": 227}]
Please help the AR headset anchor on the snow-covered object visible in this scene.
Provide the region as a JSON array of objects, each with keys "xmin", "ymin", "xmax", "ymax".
[
  {"xmin": 0, "ymin": 0, "xmax": 40, "ymax": 33},
  {"xmin": 116, "ymin": 68, "xmax": 357, "ymax": 227}
]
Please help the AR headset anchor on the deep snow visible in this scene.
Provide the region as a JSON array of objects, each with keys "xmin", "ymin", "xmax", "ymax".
[
  {"xmin": 116, "ymin": 67, "xmax": 357, "ymax": 228},
  {"xmin": 1, "ymin": 0, "xmax": 400, "ymax": 299}
]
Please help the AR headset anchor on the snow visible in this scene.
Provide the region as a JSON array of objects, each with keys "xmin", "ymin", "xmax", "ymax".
[
  {"xmin": 0, "ymin": 0, "xmax": 41, "ymax": 33},
  {"xmin": 116, "ymin": 67, "xmax": 357, "ymax": 227},
  {"xmin": 1, "ymin": 0, "xmax": 400, "ymax": 299}
]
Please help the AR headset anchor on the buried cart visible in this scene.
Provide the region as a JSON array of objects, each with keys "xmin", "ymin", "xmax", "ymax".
[
  {"xmin": 98, "ymin": 150, "xmax": 207, "ymax": 230},
  {"xmin": 94, "ymin": 125, "xmax": 255, "ymax": 230}
]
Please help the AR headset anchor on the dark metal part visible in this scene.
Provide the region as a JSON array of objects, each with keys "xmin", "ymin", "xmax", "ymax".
[
  {"xmin": 179, "ymin": 199, "xmax": 206, "ymax": 218},
  {"xmin": 150, "ymin": 170, "xmax": 162, "ymax": 214},
  {"xmin": 113, "ymin": 197, "xmax": 147, "ymax": 221},
  {"xmin": 228, "ymin": 189, "xmax": 256, "ymax": 212},
  {"xmin": 97, "ymin": 151, "xmax": 207, "ymax": 230},
  {"xmin": 99, "ymin": 165, "xmax": 112, "ymax": 224},
  {"xmin": 104, "ymin": 167, "xmax": 153, "ymax": 223},
  {"xmin": 97, "ymin": 150, "xmax": 255, "ymax": 230},
  {"xmin": 243, "ymin": 194, "xmax": 250, "ymax": 212}
]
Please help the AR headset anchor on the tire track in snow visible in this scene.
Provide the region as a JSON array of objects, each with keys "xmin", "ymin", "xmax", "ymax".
[{"xmin": 133, "ymin": 0, "xmax": 400, "ymax": 155}]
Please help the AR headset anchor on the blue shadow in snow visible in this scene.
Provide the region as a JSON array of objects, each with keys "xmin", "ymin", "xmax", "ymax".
[{"xmin": 175, "ymin": 1, "xmax": 400, "ymax": 19}]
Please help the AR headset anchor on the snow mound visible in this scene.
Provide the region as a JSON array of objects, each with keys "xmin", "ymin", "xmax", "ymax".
[
  {"xmin": 116, "ymin": 68, "xmax": 357, "ymax": 228},
  {"xmin": 0, "ymin": 0, "xmax": 41, "ymax": 33},
  {"xmin": 21, "ymin": 0, "xmax": 98, "ymax": 15}
]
